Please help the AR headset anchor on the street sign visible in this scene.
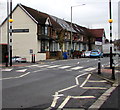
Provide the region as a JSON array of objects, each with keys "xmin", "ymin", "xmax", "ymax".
[
  {"xmin": 95, "ymin": 41, "xmax": 102, "ymax": 45},
  {"xmin": 29, "ymin": 49, "xmax": 33, "ymax": 54},
  {"xmin": 12, "ymin": 29, "xmax": 29, "ymax": 33}
]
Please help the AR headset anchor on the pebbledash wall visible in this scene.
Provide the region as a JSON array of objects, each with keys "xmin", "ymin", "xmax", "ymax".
[{"xmin": 1, "ymin": 6, "xmax": 46, "ymax": 62}]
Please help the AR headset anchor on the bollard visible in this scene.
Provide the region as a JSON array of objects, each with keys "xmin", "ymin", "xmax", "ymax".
[
  {"xmin": 5, "ymin": 55, "xmax": 8, "ymax": 67},
  {"xmin": 111, "ymin": 63, "xmax": 115, "ymax": 80},
  {"xmin": 31, "ymin": 54, "xmax": 34, "ymax": 63},
  {"xmin": 33, "ymin": 54, "xmax": 35, "ymax": 63},
  {"xmin": 98, "ymin": 58, "xmax": 101, "ymax": 74}
]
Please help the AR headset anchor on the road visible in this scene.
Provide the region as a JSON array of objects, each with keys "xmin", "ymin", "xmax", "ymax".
[{"xmin": 2, "ymin": 57, "xmax": 114, "ymax": 109}]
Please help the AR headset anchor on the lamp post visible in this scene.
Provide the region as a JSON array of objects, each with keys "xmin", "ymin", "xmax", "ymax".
[{"xmin": 70, "ymin": 4, "xmax": 85, "ymax": 58}]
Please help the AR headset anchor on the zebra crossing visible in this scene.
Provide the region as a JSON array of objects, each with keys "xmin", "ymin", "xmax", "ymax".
[{"xmin": 1, "ymin": 64, "xmax": 96, "ymax": 73}]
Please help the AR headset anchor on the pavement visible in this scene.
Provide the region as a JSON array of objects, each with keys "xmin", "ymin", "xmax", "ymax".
[
  {"xmin": 1, "ymin": 60, "xmax": 120, "ymax": 110},
  {"xmin": 89, "ymin": 64, "xmax": 120, "ymax": 110},
  {"xmin": 0, "ymin": 62, "xmax": 33, "ymax": 68}
]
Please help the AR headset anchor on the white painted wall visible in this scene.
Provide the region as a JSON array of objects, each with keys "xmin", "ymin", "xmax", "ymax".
[
  {"xmin": 0, "ymin": 21, "xmax": 8, "ymax": 44},
  {"xmin": 1, "ymin": 6, "xmax": 46, "ymax": 62}
]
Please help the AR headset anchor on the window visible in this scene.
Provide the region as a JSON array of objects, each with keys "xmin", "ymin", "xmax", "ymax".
[
  {"xmin": 41, "ymin": 26, "xmax": 44, "ymax": 35},
  {"xmin": 41, "ymin": 40, "xmax": 45, "ymax": 52},
  {"xmin": 45, "ymin": 26, "xmax": 48, "ymax": 35}
]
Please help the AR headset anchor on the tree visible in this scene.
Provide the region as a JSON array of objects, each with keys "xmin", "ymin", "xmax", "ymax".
[{"xmin": 57, "ymin": 29, "xmax": 66, "ymax": 59}]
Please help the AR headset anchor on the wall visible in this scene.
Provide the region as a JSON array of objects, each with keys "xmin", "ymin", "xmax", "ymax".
[{"xmin": 1, "ymin": 6, "xmax": 46, "ymax": 62}]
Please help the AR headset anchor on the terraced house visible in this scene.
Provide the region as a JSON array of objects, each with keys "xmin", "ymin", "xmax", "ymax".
[{"xmin": 0, "ymin": 4, "xmax": 106, "ymax": 62}]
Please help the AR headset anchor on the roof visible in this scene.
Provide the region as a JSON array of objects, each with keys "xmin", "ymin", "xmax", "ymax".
[
  {"xmin": 51, "ymin": 16, "xmax": 76, "ymax": 32},
  {"xmin": 0, "ymin": 3, "xmax": 106, "ymax": 38},
  {"xmin": 21, "ymin": 4, "xmax": 48, "ymax": 24},
  {"xmin": 20, "ymin": 4, "xmax": 62, "ymax": 29},
  {"xmin": 89, "ymin": 29, "xmax": 105, "ymax": 38}
]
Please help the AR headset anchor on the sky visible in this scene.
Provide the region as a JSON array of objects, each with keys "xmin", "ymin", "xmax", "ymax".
[{"xmin": 0, "ymin": 0, "xmax": 119, "ymax": 40}]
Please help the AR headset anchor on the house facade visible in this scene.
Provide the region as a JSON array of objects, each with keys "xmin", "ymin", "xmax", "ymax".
[
  {"xmin": 89, "ymin": 29, "xmax": 106, "ymax": 51},
  {"xmin": 0, "ymin": 4, "xmax": 106, "ymax": 62}
]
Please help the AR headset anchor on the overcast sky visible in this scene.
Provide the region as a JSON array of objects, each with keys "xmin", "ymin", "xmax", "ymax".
[{"xmin": 0, "ymin": 0, "xmax": 119, "ymax": 40}]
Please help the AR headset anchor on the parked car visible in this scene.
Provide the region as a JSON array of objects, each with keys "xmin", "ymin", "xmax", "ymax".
[
  {"xmin": 81, "ymin": 51, "xmax": 91, "ymax": 57},
  {"xmin": 90, "ymin": 49, "xmax": 103, "ymax": 58},
  {"xmin": 12, "ymin": 56, "xmax": 27, "ymax": 63}
]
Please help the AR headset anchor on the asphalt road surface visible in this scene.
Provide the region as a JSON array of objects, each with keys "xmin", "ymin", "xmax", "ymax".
[{"xmin": 2, "ymin": 57, "xmax": 116, "ymax": 109}]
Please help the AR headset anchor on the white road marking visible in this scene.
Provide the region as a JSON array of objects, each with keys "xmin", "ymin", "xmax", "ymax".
[
  {"xmin": 82, "ymin": 87, "xmax": 107, "ymax": 89},
  {"xmin": 33, "ymin": 69, "xmax": 48, "ymax": 73},
  {"xmin": 84, "ymin": 67, "xmax": 96, "ymax": 71},
  {"xmin": 52, "ymin": 94, "xmax": 64, "ymax": 97},
  {"xmin": 16, "ymin": 69, "xmax": 27, "ymax": 72},
  {"xmin": 36, "ymin": 65, "xmax": 49, "ymax": 68},
  {"xmin": 88, "ymin": 80, "xmax": 107, "ymax": 83},
  {"xmin": 26, "ymin": 64, "xmax": 38, "ymax": 67},
  {"xmin": 47, "ymin": 65, "xmax": 60, "ymax": 68},
  {"xmin": 58, "ymin": 85, "xmax": 77, "ymax": 93},
  {"xmin": 80, "ymin": 74, "xmax": 91, "ymax": 87},
  {"xmin": 70, "ymin": 66, "xmax": 83, "ymax": 70},
  {"xmin": 59, "ymin": 66, "xmax": 71, "ymax": 69},
  {"xmin": 51, "ymin": 92, "xmax": 59, "ymax": 108},
  {"xmin": 65, "ymin": 69, "xmax": 72, "ymax": 71},
  {"xmin": 2, "ymin": 68, "xmax": 13, "ymax": 72},
  {"xmin": 0, "ymin": 72, "xmax": 30, "ymax": 80},
  {"xmin": 71, "ymin": 96, "xmax": 95, "ymax": 99},
  {"xmin": 58, "ymin": 96, "xmax": 71, "ymax": 109},
  {"xmin": 18, "ymin": 72, "xmax": 30, "ymax": 78},
  {"xmin": 75, "ymin": 73, "xmax": 89, "ymax": 85}
]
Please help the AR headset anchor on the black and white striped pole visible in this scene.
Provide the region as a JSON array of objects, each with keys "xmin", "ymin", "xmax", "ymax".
[
  {"xmin": 109, "ymin": 0, "xmax": 113, "ymax": 69},
  {"xmin": 98, "ymin": 58, "xmax": 101, "ymax": 74},
  {"xmin": 109, "ymin": 0, "xmax": 115, "ymax": 80},
  {"xmin": 9, "ymin": 0, "xmax": 13, "ymax": 66}
]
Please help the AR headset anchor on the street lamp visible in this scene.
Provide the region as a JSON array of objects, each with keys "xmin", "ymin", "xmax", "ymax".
[{"xmin": 70, "ymin": 4, "xmax": 85, "ymax": 58}]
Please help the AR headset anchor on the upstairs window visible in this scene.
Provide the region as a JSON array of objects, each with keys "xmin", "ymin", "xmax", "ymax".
[
  {"xmin": 41, "ymin": 26, "xmax": 44, "ymax": 35},
  {"xmin": 45, "ymin": 26, "xmax": 48, "ymax": 35}
]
